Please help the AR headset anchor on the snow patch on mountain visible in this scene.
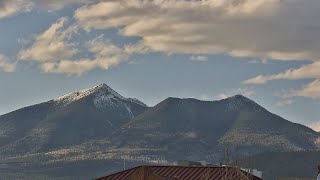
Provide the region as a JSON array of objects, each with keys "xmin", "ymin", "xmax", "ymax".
[
  {"xmin": 53, "ymin": 83, "xmax": 147, "ymax": 119},
  {"xmin": 124, "ymin": 103, "xmax": 134, "ymax": 119},
  {"xmin": 54, "ymin": 84, "xmax": 125, "ymax": 107},
  {"xmin": 93, "ymin": 93, "xmax": 116, "ymax": 109},
  {"xmin": 93, "ymin": 90, "xmax": 135, "ymax": 118}
]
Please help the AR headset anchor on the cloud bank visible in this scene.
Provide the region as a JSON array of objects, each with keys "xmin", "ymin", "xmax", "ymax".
[{"xmin": 74, "ymin": 0, "xmax": 320, "ymax": 62}]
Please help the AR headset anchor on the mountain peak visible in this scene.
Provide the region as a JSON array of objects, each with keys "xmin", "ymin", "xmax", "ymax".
[
  {"xmin": 233, "ymin": 94, "xmax": 246, "ymax": 98},
  {"xmin": 91, "ymin": 83, "xmax": 124, "ymax": 98},
  {"xmin": 221, "ymin": 94, "xmax": 252, "ymax": 102},
  {"xmin": 52, "ymin": 83, "xmax": 148, "ymax": 109},
  {"xmin": 230, "ymin": 94, "xmax": 251, "ymax": 100},
  {"xmin": 92, "ymin": 83, "xmax": 112, "ymax": 92},
  {"xmin": 95, "ymin": 83, "xmax": 109, "ymax": 89},
  {"xmin": 220, "ymin": 94, "xmax": 265, "ymax": 112},
  {"xmin": 53, "ymin": 83, "xmax": 126, "ymax": 106}
]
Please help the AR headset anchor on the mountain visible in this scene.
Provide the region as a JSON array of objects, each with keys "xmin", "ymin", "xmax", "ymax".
[
  {"xmin": 111, "ymin": 95, "xmax": 320, "ymax": 161},
  {"xmin": 0, "ymin": 84, "xmax": 148, "ymax": 155},
  {"xmin": 0, "ymin": 84, "xmax": 319, "ymax": 179}
]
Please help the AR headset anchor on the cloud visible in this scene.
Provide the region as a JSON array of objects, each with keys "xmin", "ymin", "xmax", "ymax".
[
  {"xmin": 291, "ymin": 80, "xmax": 320, "ymax": 100},
  {"xmin": 10, "ymin": 0, "xmax": 320, "ymax": 99},
  {"xmin": 190, "ymin": 55, "xmax": 208, "ymax": 62},
  {"xmin": 18, "ymin": 16, "xmax": 150, "ymax": 75},
  {"xmin": 0, "ymin": 0, "xmax": 32, "ymax": 19},
  {"xmin": 198, "ymin": 94, "xmax": 210, "ymax": 101},
  {"xmin": 273, "ymin": 79, "xmax": 320, "ymax": 106},
  {"xmin": 74, "ymin": 0, "xmax": 320, "ymax": 62},
  {"xmin": 0, "ymin": 54, "xmax": 16, "ymax": 72},
  {"xmin": 276, "ymin": 98, "xmax": 293, "ymax": 107},
  {"xmin": 308, "ymin": 121, "xmax": 320, "ymax": 132},
  {"xmin": 32, "ymin": 0, "xmax": 90, "ymax": 11},
  {"xmin": 216, "ymin": 87, "xmax": 255, "ymax": 100},
  {"xmin": 244, "ymin": 61, "xmax": 320, "ymax": 101},
  {"xmin": 40, "ymin": 58, "xmax": 120, "ymax": 76},
  {"xmin": 0, "ymin": 0, "xmax": 90, "ymax": 16},
  {"xmin": 40, "ymin": 36, "xmax": 131, "ymax": 75},
  {"xmin": 18, "ymin": 17, "xmax": 78, "ymax": 62},
  {"xmin": 244, "ymin": 62, "xmax": 320, "ymax": 84}
]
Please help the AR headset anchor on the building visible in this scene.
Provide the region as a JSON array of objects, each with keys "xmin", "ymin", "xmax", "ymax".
[{"xmin": 96, "ymin": 165, "xmax": 263, "ymax": 180}]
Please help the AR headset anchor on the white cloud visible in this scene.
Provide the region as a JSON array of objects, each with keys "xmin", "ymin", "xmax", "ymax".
[
  {"xmin": 291, "ymin": 80, "xmax": 320, "ymax": 100},
  {"xmin": 40, "ymin": 36, "xmax": 148, "ymax": 75},
  {"xmin": 40, "ymin": 36, "xmax": 131, "ymax": 75},
  {"xmin": 18, "ymin": 16, "xmax": 150, "ymax": 75},
  {"xmin": 244, "ymin": 61, "xmax": 320, "ymax": 101},
  {"xmin": 216, "ymin": 87, "xmax": 255, "ymax": 100},
  {"xmin": 0, "ymin": 54, "xmax": 16, "ymax": 72},
  {"xmin": 244, "ymin": 62, "xmax": 320, "ymax": 84},
  {"xmin": 40, "ymin": 58, "xmax": 120, "ymax": 76},
  {"xmin": 190, "ymin": 55, "xmax": 208, "ymax": 62},
  {"xmin": 276, "ymin": 98, "xmax": 293, "ymax": 107},
  {"xmin": 216, "ymin": 93, "xmax": 229, "ymax": 100},
  {"xmin": 18, "ymin": 17, "xmax": 78, "ymax": 62},
  {"xmin": 308, "ymin": 121, "xmax": 320, "ymax": 132},
  {"xmin": 199, "ymin": 94, "xmax": 210, "ymax": 101},
  {"xmin": 0, "ymin": 0, "xmax": 32, "ymax": 19}
]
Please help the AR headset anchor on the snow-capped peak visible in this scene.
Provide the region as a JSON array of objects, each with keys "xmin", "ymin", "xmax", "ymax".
[
  {"xmin": 53, "ymin": 83, "xmax": 125, "ymax": 106},
  {"xmin": 52, "ymin": 83, "xmax": 148, "ymax": 113},
  {"xmin": 93, "ymin": 83, "xmax": 126, "ymax": 101}
]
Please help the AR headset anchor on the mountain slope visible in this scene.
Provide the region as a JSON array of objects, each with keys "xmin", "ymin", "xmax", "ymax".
[
  {"xmin": 0, "ymin": 84, "xmax": 148, "ymax": 155},
  {"xmin": 111, "ymin": 95, "xmax": 319, "ymax": 161}
]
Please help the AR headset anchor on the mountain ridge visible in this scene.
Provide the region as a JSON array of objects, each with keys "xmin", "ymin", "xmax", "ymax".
[{"xmin": 0, "ymin": 83, "xmax": 319, "ymax": 179}]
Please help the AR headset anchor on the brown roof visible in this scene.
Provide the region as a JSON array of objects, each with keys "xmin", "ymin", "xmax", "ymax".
[{"xmin": 96, "ymin": 166, "xmax": 263, "ymax": 180}]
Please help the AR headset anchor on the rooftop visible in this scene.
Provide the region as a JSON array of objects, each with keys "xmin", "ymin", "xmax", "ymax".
[{"xmin": 96, "ymin": 165, "xmax": 263, "ymax": 180}]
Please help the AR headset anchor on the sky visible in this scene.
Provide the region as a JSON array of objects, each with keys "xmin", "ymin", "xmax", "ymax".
[{"xmin": 0, "ymin": 0, "xmax": 319, "ymax": 131}]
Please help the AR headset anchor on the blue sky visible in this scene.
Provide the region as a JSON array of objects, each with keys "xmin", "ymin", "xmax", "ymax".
[{"xmin": 0, "ymin": 0, "xmax": 319, "ymax": 131}]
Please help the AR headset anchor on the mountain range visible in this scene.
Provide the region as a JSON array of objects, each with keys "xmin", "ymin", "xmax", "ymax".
[{"xmin": 0, "ymin": 83, "xmax": 319, "ymax": 179}]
